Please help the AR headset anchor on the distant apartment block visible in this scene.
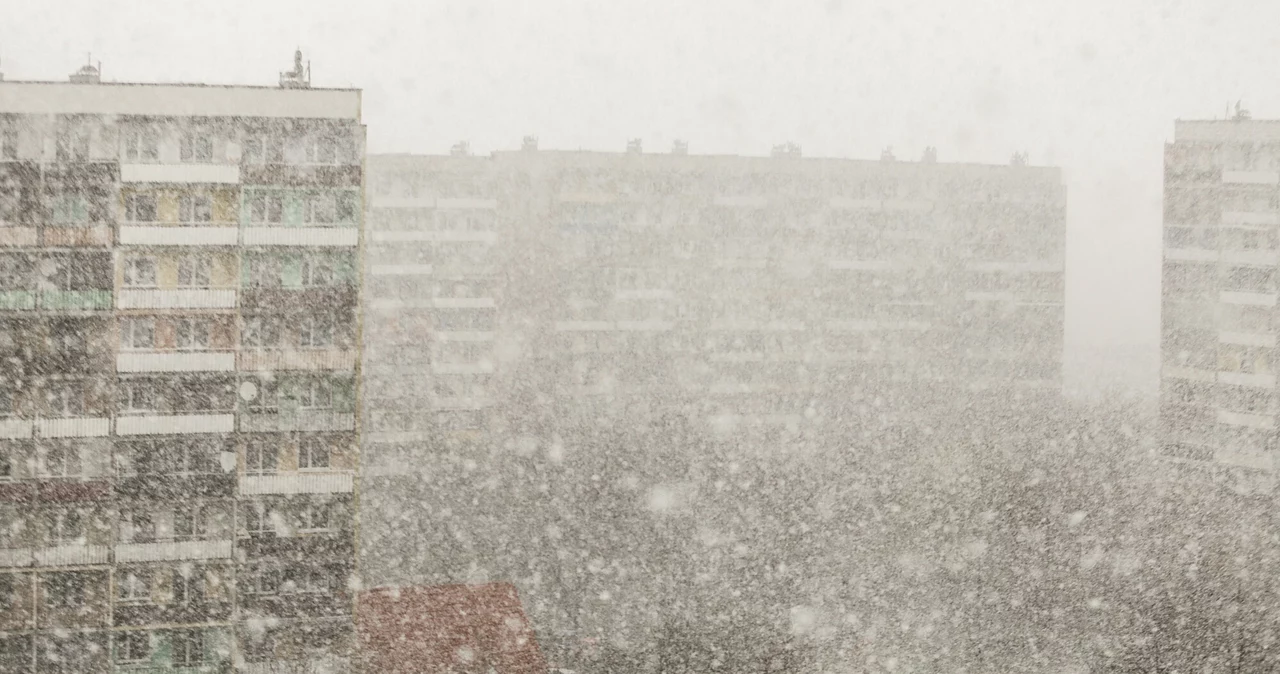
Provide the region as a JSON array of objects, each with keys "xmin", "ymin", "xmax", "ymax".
[
  {"xmin": 0, "ymin": 54, "xmax": 363, "ymax": 673},
  {"xmin": 362, "ymin": 144, "xmax": 1066, "ymax": 469},
  {"xmin": 1162, "ymin": 117, "xmax": 1280, "ymax": 484}
]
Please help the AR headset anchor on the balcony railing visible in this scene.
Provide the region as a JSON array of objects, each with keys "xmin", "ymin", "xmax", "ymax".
[
  {"xmin": 114, "ymin": 539, "xmax": 232, "ymax": 563},
  {"xmin": 116, "ymin": 413, "xmax": 236, "ymax": 436},
  {"xmin": 238, "ymin": 410, "xmax": 355, "ymax": 433},
  {"xmin": 237, "ymin": 349, "xmax": 356, "ymax": 372},
  {"xmin": 116, "ymin": 351, "xmax": 237, "ymax": 373},
  {"xmin": 116, "ymin": 288, "xmax": 236, "ymax": 309},
  {"xmin": 239, "ymin": 472, "xmax": 355, "ymax": 495},
  {"xmin": 118, "ymin": 225, "xmax": 239, "ymax": 246}
]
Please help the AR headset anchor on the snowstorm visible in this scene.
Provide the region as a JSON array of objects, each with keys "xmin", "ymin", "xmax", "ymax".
[{"xmin": 0, "ymin": 0, "xmax": 1277, "ymax": 672}]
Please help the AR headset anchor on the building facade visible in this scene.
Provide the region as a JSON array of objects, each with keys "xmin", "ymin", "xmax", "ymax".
[
  {"xmin": 360, "ymin": 143, "xmax": 1067, "ymax": 664},
  {"xmin": 0, "ymin": 60, "xmax": 363, "ymax": 673},
  {"xmin": 1162, "ymin": 118, "xmax": 1280, "ymax": 488}
]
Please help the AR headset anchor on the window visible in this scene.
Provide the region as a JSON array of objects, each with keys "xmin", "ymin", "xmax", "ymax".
[
  {"xmin": 0, "ymin": 448, "xmax": 11, "ymax": 480},
  {"xmin": 123, "ymin": 128, "xmax": 159, "ymax": 162},
  {"xmin": 299, "ymin": 437, "xmax": 330, "ymax": 470},
  {"xmin": 298, "ymin": 315, "xmax": 334, "ymax": 347},
  {"xmin": 171, "ymin": 566, "xmax": 202, "ymax": 605},
  {"xmin": 117, "ymin": 569, "xmax": 150, "ymax": 602},
  {"xmin": 248, "ymin": 193, "xmax": 284, "ymax": 224},
  {"xmin": 337, "ymin": 192, "xmax": 358, "ymax": 222},
  {"xmin": 243, "ymin": 316, "xmax": 280, "ymax": 348},
  {"xmin": 297, "ymin": 502, "xmax": 333, "ymax": 532},
  {"xmin": 244, "ymin": 502, "xmax": 278, "ymax": 538},
  {"xmin": 0, "ymin": 254, "xmax": 32, "ymax": 289},
  {"xmin": 282, "ymin": 565, "xmax": 328, "ymax": 594},
  {"xmin": 177, "ymin": 254, "xmax": 212, "ymax": 287},
  {"xmin": 40, "ymin": 445, "xmax": 80, "ymax": 478},
  {"xmin": 247, "ymin": 256, "xmax": 282, "ymax": 288},
  {"xmin": 250, "ymin": 566, "xmax": 281, "ymax": 594},
  {"xmin": 178, "ymin": 195, "xmax": 213, "ymax": 223},
  {"xmin": 123, "ymin": 256, "xmax": 157, "ymax": 287},
  {"xmin": 115, "ymin": 631, "xmax": 150, "ymax": 663},
  {"xmin": 179, "ymin": 132, "xmax": 213, "ymax": 163},
  {"xmin": 46, "ymin": 509, "xmax": 84, "ymax": 546},
  {"xmin": 121, "ymin": 317, "xmax": 156, "ymax": 349},
  {"xmin": 300, "ymin": 256, "xmax": 334, "ymax": 287},
  {"xmin": 124, "ymin": 193, "xmax": 158, "ymax": 223},
  {"xmin": 46, "ymin": 383, "xmax": 84, "ymax": 417},
  {"xmin": 52, "ymin": 193, "xmax": 90, "ymax": 225},
  {"xmin": 1, "ymin": 126, "xmax": 17, "ymax": 160},
  {"xmin": 46, "ymin": 571, "xmax": 86, "ymax": 609},
  {"xmin": 246, "ymin": 440, "xmax": 279, "ymax": 474},
  {"xmin": 307, "ymin": 135, "xmax": 338, "ymax": 164},
  {"xmin": 175, "ymin": 318, "xmax": 211, "ymax": 350},
  {"xmin": 171, "ymin": 630, "xmax": 205, "ymax": 666},
  {"xmin": 174, "ymin": 504, "xmax": 209, "ymax": 541},
  {"xmin": 305, "ymin": 193, "xmax": 337, "ymax": 224},
  {"xmin": 122, "ymin": 382, "xmax": 156, "ymax": 413},
  {"xmin": 242, "ymin": 136, "xmax": 264, "ymax": 164},
  {"xmin": 55, "ymin": 128, "xmax": 90, "ymax": 162},
  {"xmin": 121, "ymin": 509, "xmax": 155, "ymax": 543},
  {"xmin": 296, "ymin": 379, "xmax": 333, "ymax": 409}
]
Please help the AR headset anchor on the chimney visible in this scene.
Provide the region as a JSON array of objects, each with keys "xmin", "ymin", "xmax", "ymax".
[
  {"xmin": 626, "ymin": 139, "xmax": 642, "ymax": 154},
  {"xmin": 522, "ymin": 136, "xmax": 539, "ymax": 152},
  {"xmin": 671, "ymin": 140, "xmax": 688, "ymax": 155},
  {"xmin": 70, "ymin": 63, "xmax": 100, "ymax": 84},
  {"xmin": 771, "ymin": 142, "xmax": 801, "ymax": 158},
  {"xmin": 450, "ymin": 141, "xmax": 471, "ymax": 157}
]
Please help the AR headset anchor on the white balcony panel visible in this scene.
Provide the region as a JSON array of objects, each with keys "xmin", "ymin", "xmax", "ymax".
[
  {"xmin": 1162, "ymin": 365, "xmax": 1216, "ymax": 383},
  {"xmin": 239, "ymin": 411, "xmax": 355, "ymax": 433},
  {"xmin": 1220, "ymin": 291, "xmax": 1277, "ymax": 307},
  {"xmin": 0, "ymin": 548, "xmax": 34, "ymax": 568},
  {"xmin": 242, "ymin": 227, "xmax": 358, "ymax": 247},
  {"xmin": 0, "ymin": 418, "xmax": 33, "ymax": 439},
  {"xmin": 713, "ymin": 196, "xmax": 768, "ymax": 207},
  {"xmin": 827, "ymin": 320, "xmax": 880, "ymax": 332},
  {"xmin": 1219, "ymin": 331, "xmax": 1276, "ymax": 348},
  {"xmin": 119, "ymin": 226, "xmax": 239, "ymax": 246},
  {"xmin": 436, "ymin": 197, "xmax": 498, "ymax": 210},
  {"xmin": 372, "ymin": 230, "xmax": 496, "ymax": 244},
  {"xmin": 33, "ymin": 544, "xmax": 110, "ymax": 567},
  {"xmin": 370, "ymin": 264, "xmax": 432, "ymax": 276},
  {"xmin": 1219, "ymin": 371, "xmax": 1276, "ymax": 388},
  {"xmin": 364, "ymin": 430, "xmax": 432, "ymax": 445},
  {"xmin": 966, "ymin": 260, "xmax": 1063, "ymax": 273},
  {"xmin": 1217, "ymin": 409, "xmax": 1275, "ymax": 430},
  {"xmin": 828, "ymin": 259, "xmax": 894, "ymax": 271},
  {"xmin": 712, "ymin": 258, "xmax": 769, "ymax": 269},
  {"xmin": 433, "ymin": 397, "xmax": 495, "ymax": 410},
  {"xmin": 1222, "ymin": 170, "xmax": 1280, "ymax": 185},
  {"xmin": 121, "ymin": 163, "xmax": 240, "ymax": 184},
  {"xmin": 554, "ymin": 321, "xmax": 615, "ymax": 332},
  {"xmin": 883, "ymin": 199, "xmax": 934, "ymax": 212},
  {"xmin": 116, "ymin": 288, "xmax": 236, "ymax": 309},
  {"xmin": 114, "ymin": 539, "xmax": 232, "ymax": 563},
  {"xmin": 240, "ymin": 472, "xmax": 355, "ymax": 495},
  {"xmin": 1215, "ymin": 447, "xmax": 1275, "ymax": 472},
  {"xmin": 238, "ymin": 349, "xmax": 356, "ymax": 371},
  {"xmin": 557, "ymin": 192, "xmax": 618, "ymax": 204},
  {"xmin": 1164, "ymin": 248, "xmax": 1218, "ymax": 262},
  {"xmin": 116, "ymin": 413, "xmax": 235, "ymax": 436},
  {"xmin": 432, "ymin": 297, "xmax": 496, "ymax": 309},
  {"xmin": 1222, "ymin": 211, "xmax": 1280, "ymax": 226},
  {"xmin": 1222, "ymin": 250, "xmax": 1277, "ymax": 266},
  {"xmin": 616, "ymin": 289, "xmax": 675, "ymax": 301},
  {"xmin": 38, "ymin": 417, "xmax": 110, "ymax": 438},
  {"xmin": 117, "ymin": 351, "xmax": 235, "ymax": 373}
]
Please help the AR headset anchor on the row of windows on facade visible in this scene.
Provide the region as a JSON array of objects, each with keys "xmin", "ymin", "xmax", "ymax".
[
  {"xmin": 0, "ymin": 124, "xmax": 359, "ymax": 166},
  {"xmin": 0, "ymin": 500, "xmax": 346, "ymax": 549},
  {"xmin": 118, "ymin": 315, "xmax": 352, "ymax": 349},
  {"xmin": 0, "ymin": 376, "xmax": 350, "ymax": 418},
  {"xmin": 1164, "ymin": 224, "xmax": 1279, "ymax": 251},
  {"xmin": 0, "ymin": 629, "xmax": 214, "ymax": 669},
  {"xmin": 0, "ymin": 436, "xmax": 342, "ymax": 480},
  {"xmin": 0, "ymin": 191, "xmax": 359, "ymax": 226}
]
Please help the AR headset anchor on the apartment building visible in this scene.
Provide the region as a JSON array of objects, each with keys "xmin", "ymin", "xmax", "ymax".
[
  {"xmin": 0, "ymin": 55, "xmax": 363, "ymax": 673},
  {"xmin": 1162, "ymin": 117, "xmax": 1280, "ymax": 488},
  {"xmin": 363, "ymin": 143, "xmax": 1065, "ymax": 463}
]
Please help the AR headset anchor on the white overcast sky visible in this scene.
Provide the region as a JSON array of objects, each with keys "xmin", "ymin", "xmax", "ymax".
[{"xmin": 6, "ymin": 0, "xmax": 1272, "ymax": 392}]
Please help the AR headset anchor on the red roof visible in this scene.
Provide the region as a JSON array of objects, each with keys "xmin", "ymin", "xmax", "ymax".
[{"xmin": 357, "ymin": 582, "xmax": 548, "ymax": 674}]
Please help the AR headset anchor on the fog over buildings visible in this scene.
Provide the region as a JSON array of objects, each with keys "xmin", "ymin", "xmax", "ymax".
[{"xmin": 2, "ymin": 1, "xmax": 1280, "ymax": 673}]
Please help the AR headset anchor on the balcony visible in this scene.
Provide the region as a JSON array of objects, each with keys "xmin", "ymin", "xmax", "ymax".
[
  {"xmin": 120, "ymin": 163, "xmax": 240, "ymax": 184},
  {"xmin": 369, "ymin": 263, "xmax": 432, "ymax": 276},
  {"xmin": 33, "ymin": 543, "xmax": 110, "ymax": 567},
  {"xmin": 0, "ymin": 290, "xmax": 35, "ymax": 310},
  {"xmin": 39, "ymin": 290, "xmax": 112, "ymax": 311},
  {"xmin": 371, "ymin": 230, "xmax": 496, "ymax": 244},
  {"xmin": 432, "ymin": 297, "xmax": 496, "ymax": 309},
  {"xmin": 827, "ymin": 259, "xmax": 894, "ymax": 271},
  {"xmin": 114, "ymin": 539, "xmax": 232, "ymax": 563},
  {"xmin": 116, "ymin": 413, "xmax": 236, "ymax": 436},
  {"xmin": 0, "ymin": 418, "xmax": 33, "ymax": 439},
  {"xmin": 242, "ymin": 227, "xmax": 358, "ymax": 247},
  {"xmin": 1218, "ymin": 331, "xmax": 1276, "ymax": 348},
  {"xmin": 238, "ymin": 287, "xmax": 356, "ymax": 310},
  {"xmin": 116, "ymin": 288, "xmax": 236, "ymax": 309},
  {"xmin": 1222, "ymin": 211, "xmax": 1279, "ymax": 226},
  {"xmin": 713, "ymin": 195, "xmax": 768, "ymax": 208},
  {"xmin": 0, "ymin": 227, "xmax": 38, "ymax": 246},
  {"xmin": 237, "ymin": 349, "xmax": 356, "ymax": 371},
  {"xmin": 239, "ymin": 472, "xmax": 355, "ymax": 495},
  {"xmin": 437, "ymin": 197, "xmax": 498, "ymax": 210},
  {"xmin": 116, "ymin": 351, "xmax": 236, "ymax": 373},
  {"xmin": 1220, "ymin": 290, "xmax": 1277, "ymax": 307},
  {"xmin": 1218, "ymin": 371, "xmax": 1276, "ymax": 389},
  {"xmin": 1222, "ymin": 170, "xmax": 1280, "ymax": 185},
  {"xmin": 42, "ymin": 225, "xmax": 113, "ymax": 247},
  {"xmin": 1164, "ymin": 248, "xmax": 1218, "ymax": 263},
  {"xmin": 239, "ymin": 410, "xmax": 355, "ymax": 433},
  {"xmin": 1221, "ymin": 249, "xmax": 1277, "ymax": 266},
  {"xmin": 37, "ymin": 417, "xmax": 110, "ymax": 438},
  {"xmin": 118, "ymin": 225, "xmax": 239, "ymax": 246}
]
